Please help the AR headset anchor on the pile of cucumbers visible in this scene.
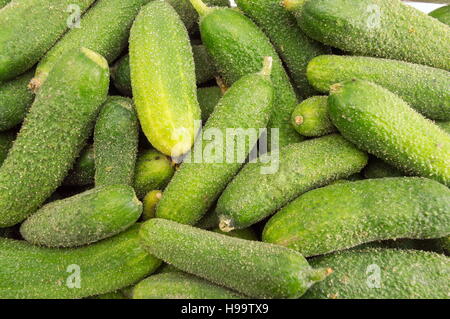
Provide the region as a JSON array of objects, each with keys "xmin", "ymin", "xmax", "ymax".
[{"xmin": 0, "ymin": 0, "xmax": 449, "ymax": 300}]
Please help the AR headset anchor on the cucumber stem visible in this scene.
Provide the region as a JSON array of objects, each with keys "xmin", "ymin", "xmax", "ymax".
[
  {"xmin": 294, "ymin": 115, "xmax": 304, "ymax": 126},
  {"xmin": 190, "ymin": 0, "xmax": 213, "ymax": 17},
  {"xmin": 259, "ymin": 56, "xmax": 273, "ymax": 78},
  {"xmin": 307, "ymin": 267, "xmax": 333, "ymax": 283},
  {"xmin": 283, "ymin": 0, "xmax": 306, "ymax": 11},
  {"xmin": 219, "ymin": 216, "xmax": 235, "ymax": 232}
]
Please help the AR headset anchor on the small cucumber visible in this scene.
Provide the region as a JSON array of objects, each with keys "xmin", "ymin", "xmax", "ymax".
[
  {"xmin": 0, "ymin": 48, "xmax": 109, "ymax": 227},
  {"xmin": 0, "ymin": 224, "xmax": 161, "ymax": 299},
  {"xmin": 94, "ymin": 96, "xmax": 139, "ymax": 187},
  {"xmin": 429, "ymin": 5, "xmax": 450, "ymax": 25},
  {"xmin": 307, "ymin": 55, "xmax": 450, "ymax": 121},
  {"xmin": 291, "ymin": 96, "xmax": 336, "ymax": 137},
  {"xmin": 130, "ymin": 1, "xmax": 201, "ymax": 157},
  {"xmin": 0, "ymin": 70, "xmax": 34, "ymax": 131},
  {"xmin": 139, "ymin": 218, "xmax": 331, "ymax": 298},
  {"xmin": 0, "ymin": 0, "xmax": 96, "ymax": 81},
  {"xmin": 363, "ymin": 157, "xmax": 404, "ymax": 179},
  {"xmin": 142, "ymin": 190, "xmax": 162, "ymax": 221},
  {"xmin": 0, "ymin": 130, "xmax": 14, "ymax": 166},
  {"xmin": 216, "ymin": 134, "xmax": 368, "ymax": 231},
  {"xmin": 191, "ymin": 0, "xmax": 303, "ymax": 147},
  {"xmin": 132, "ymin": 272, "xmax": 244, "ymax": 299},
  {"xmin": 63, "ymin": 145, "xmax": 95, "ymax": 186},
  {"xmin": 196, "ymin": 86, "xmax": 222, "ymax": 122},
  {"xmin": 303, "ymin": 249, "xmax": 450, "ymax": 299},
  {"xmin": 263, "ymin": 178, "xmax": 450, "ymax": 257},
  {"xmin": 286, "ymin": 0, "xmax": 450, "ymax": 71},
  {"xmin": 156, "ymin": 59, "xmax": 274, "ymax": 225},
  {"xmin": 328, "ymin": 79, "xmax": 450, "ymax": 186}
]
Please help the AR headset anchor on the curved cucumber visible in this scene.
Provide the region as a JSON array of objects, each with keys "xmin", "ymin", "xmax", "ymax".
[
  {"xmin": 263, "ymin": 178, "xmax": 450, "ymax": 257},
  {"xmin": 429, "ymin": 5, "xmax": 450, "ymax": 25},
  {"xmin": 63, "ymin": 145, "xmax": 95, "ymax": 186},
  {"xmin": 130, "ymin": 1, "xmax": 201, "ymax": 157},
  {"xmin": 216, "ymin": 134, "xmax": 368, "ymax": 231},
  {"xmin": 291, "ymin": 96, "xmax": 336, "ymax": 137},
  {"xmin": 156, "ymin": 60, "xmax": 274, "ymax": 225},
  {"xmin": 303, "ymin": 249, "xmax": 450, "ymax": 299},
  {"xmin": 286, "ymin": 0, "xmax": 450, "ymax": 71},
  {"xmin": 94, "ymin": 96, "xmax": 139, "ymax": 187},
  {"xmin": 139, "ymin": 218, "xmax": 331, "ymax": 298},
  {"xmin": 328, "ymin": 79, "xmax": 450, "ymax": 186},
  {"xmin": 363, "ymin": 157, "xmax": 404, "ymax": 179},
  {"xmin": 0, "ymin": 224, "xmax": 161, "ymax": 299},
  {"xmin": 0, "ymin": 130, "xmax": 14, "ymax": 166},
  {"xmin": 132, "ymin": 272, "xmax": 244, "ymax": 299},
  {"xmin": 0, "ymin": 48, "xmax": 109, "ymax": 227},
  {"xmin": 196, "ymin": 86, "xmax": 222, "ymax": 122},
  {"xmin": 0, "ymin": 0, "xmax": 96, "ymax": 81},
  {"xmin": 307, "ymin": 55, "xmax": 450, "ymax": 121}
]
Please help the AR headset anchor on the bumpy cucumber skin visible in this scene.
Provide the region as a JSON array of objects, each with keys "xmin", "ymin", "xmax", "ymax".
[
  {"xmin": 307, "ymin": 55, "xmax": 450, "ymax": 121},
  {"xmin": 328, "ymin": 80, "xmax": 450, "ymax": 186},
  {"xmin": 130, "ymin": 1, "xmax": 201, "ymax": 157},
  {"xmin": 291, "ymin": 96, "xmax": 336, "ymax": 137},
  {"xmin": 236, "ymin": 0, "xmax": 330, "ymax": 99},
  {"xmin": 289, "ymin": 0, "xmax": 450, "ymax": 71},
  {"xmin": 199, "ymin": 7, "xmax": 302, "ymax": 147},
  {"xmin": 0, "ymin": 130, "xmax": 14, "ymax": 166},
  {"xmin": 196, "ymin": 86, "xmax": 222, "ymax": 122},
  {"xmin": 94, "ymin": 96, "xmax": 139, "ymax": 187},
  {"xmin": 0, "ymin": 224, "xmax": 161, "ymax": 299},
  {"xmin": 216, "ymin": 134, "xmax": 368, "ymax": 230},
  {"xmin": 0, "ymin": 49, "xmax": 109, "ymax": 227},
  {"xmin": 0, "ymin": 0, "xmax": 96, "ymax": 81},
  {"xmin": 63, "ymin": 145, "xmax": 95, "ymax": 186},
  {"xmin": 263, "ymin": 178, "xmax": 450, "ymax": 257},
  {"xmin": 437, "ymin": 121, "xmax": 450, "ymax": 134},
  {"xmin": 363, "ymin": 157, "xmax": 404, "ymax": 179},
  {"xmin": 133, "ymin": 272, "xmax": 244, "ymax": 299},
  {"xmin": 303, "ymin": 249, "xmax": 450, "ymax": 299},
  {"xmin": 0, "ymin": 70, "xmax": 34, "ymax": 131},
  {"xmin": 139, "ymin": 219, "xmax": 329, "ymax": 298},
  {"xmin": 429, "ymin": 5, "xmax": 450, "ymax": 25},
  {"xmin": 156, "ymin": 71, "xmax": 273, "ymax": 225},
  {"xmin": 111, "ymin": 55, "xmax": 132, "ymax": 96}
]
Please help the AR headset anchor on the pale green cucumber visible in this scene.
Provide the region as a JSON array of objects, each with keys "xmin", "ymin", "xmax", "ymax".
[{"xmin": 291, "ymin": 96, "xmax": 336, "ymax": 137}]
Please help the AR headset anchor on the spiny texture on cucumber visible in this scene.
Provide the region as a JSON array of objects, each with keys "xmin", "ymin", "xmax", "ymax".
[
  {"xmin": 216, "ymin": 134, "xmax": 368, "ymax": 230},
  {"xmin": 130, "ymin": 1, "xmax": 201, "ymax": 157},
  {"xmin": 94, "ymin": 96, "xmax": 139, "ymax": 187},
  {"xmin": 291, "ymin": 96, "xmax": 336, "ymax": 137},
  {"xmin": 111, "ymin": 55, "xmax": 132, "ymax": 96},
  {"xmin": 263, "ymin": 178, "xmax": 450, "ymax": 257},
  {"xmin": 303, "ymin": 249, "xmax": 450, "ymax": 299},
  {"xmin": 363, "ymin": 157, "xmax": 404, "ymax": 179},
  {"xmin": 0, "ymin": 224, "xmax": 161, "ymax": 299},
  {"xmin": 20, "ymin": 185, "xmax": 142, "ymax": 248},
  {"xmin": 328, "ymin": 79, "xmax": 450, "ymax": 186},
  {"xmin": 0, "ymin": 48, "xmax": 109, "ymax": 227},
  {"xmin": 429, "ymin": 5, "xmax": 450, "ymax": 25},
  {"xmin": 63, "ymin": 145, "xmax": 95, "ymax": 186},
  {"xmin": 196, "ymin": 86, "xmax": 222, "ymax": 122},
  {"xmin": 132, "ymin": 272, "xmax": 244, "ymax": 299},
  {"xmin": 0, "ymin": 70, "xmax": 34, "ymax": 131},
  {"xmin": 0, "ymin": 130, "xmax": 14, "ymax": 166},
  {"xmin": 307, "ymin": 55, "xmax": 450, "ymax": 121},
  {"xmin": 287, "ymin": 0, "xmax": 450, "ymax": 71},
  {"xmin": 139, "ymin": 219, "xmax": 331, "ymax": 298},
  {"xmin": 0, "ymin": 0, "xmax": 96, "ymax": 81}
]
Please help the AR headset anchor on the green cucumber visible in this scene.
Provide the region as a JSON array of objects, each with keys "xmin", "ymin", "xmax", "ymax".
[
  {"xmin": 437, "ymin": 121, "xmax": 450, "ymax": 134},
  {"xmin": 156, "ymin": 59, "xmax": 274, "ymax": 225},
  {"xmin": 363, "ymin": 157, "xmax": 404, "ymax": 179},
  {"xmin": 63, "ymin": 145, "xmax": 95, "ymax": 186},
  {"xmin": 191, "ymin": 0, "xmax": 303, "ymax": 147},
  {"xmin": 285, "ymin": 0, "xmax": 450, "ymax": 71},
  {"xmin": 303, "ymin": 249, "xmax": 450, "ymax": 299},
  {"xmin": 307, "ymin": 55, "xmax": 450, "ymax": 121},
  {"xmin": 429, "ymin": 5, "xmax": 450, "ymax": 25},
  {"xmin": 111, "ymin": 55, "xmax": 133, "ymax": 96},
  {"xmin": 216, "ymin": 134, "xmax": 368, "ymax": 231},
  {"xmin": 139, "ymin": 218, "xmax": 331, "ymax": 298},
  {"xmin": 0, "ymin": 224, "xmax": 161, "ymax": 299},
  {"xmin": 0, "ymin": 70, "xmax": 34, "ymax": 131},
  {"xmin": 132, "ymin": 272, "xmax": 244, "ymax": 299},
  {"xmin": 328, "ymin": 79, "xmax": 450, "ymax": 186},
  {"xmin": 0, "ymin": 130, "xmax": 14, "ymax": 166},
  {"xmin": 291, "ymin": 96, "xmax": 336, "ymax": 137},
  {"xmin": 263, "ymin": 178, "xmax": 450, "ymax": 257},
  {"xmin": 130, "ymin": 1, "xmax": 201, "ymax": 157},
  {"xmin": 94, "ymin": 96, "xmax": 139, "ymax": 187},
  {"xmin": 0, "ymin": 0, "xmax": 96, "ymax": 81},
  {"xmin": 142, "ymin": 190, "xmax": 162, "ymax": 221},
  {"xmin": 236, "ymin": 0, "xmax": 330, "ymax": 98},
  {"xmin": 196, "ymin": 86, "xmax": 222, "ymax": 122},
  {"xmin": 0, "ymin": 48, "xmax": 109, "ymax": 227}
]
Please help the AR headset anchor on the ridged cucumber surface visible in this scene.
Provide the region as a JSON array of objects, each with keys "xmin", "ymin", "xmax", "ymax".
[
  {"xmin": 0, "ymin": 130, "xmax": 14, "ymax": 166},
  {"xmin": 63, "ymin": 145, "xmax": 95, "ymax": 186},
  {"xmin": 429, "ymin": 5, "xmax": 450, "ymax": 25},
  {"xmin": 291, "ymin": 96, "xmax": 336, "ymax": 137}
]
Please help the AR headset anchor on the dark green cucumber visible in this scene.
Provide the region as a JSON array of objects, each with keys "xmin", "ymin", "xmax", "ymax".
[
  {"xmin": 437, "ymin": 121, "xmax": 450, "ymax": 134},
  {"xmin": 216, "ymin": 134, "xmax": 368, "ymax": 231},
  {"xmin": 328, "ymin": 80, "xmax": 450, "ymax": 186},
  {"xmin": 142, "ymin": 190, "xmax": 162, "ymax": 221},
  {"xmin": 94, "ymin": 96, "xmax": 139, "ymax": 187},
  {"xmin": 429, "ymin": 5, "xmax": 450, "ymax": 25},
  {"xmin": 286, "ymin": 0, "xmax": 450, "ymax": 71},
  {"xmin": 263, "ymin": 178, "xmax": 450, "ymax": 257},
  {"xmin": 236, "ymin": 0, "xmax": 330, "ymax": 98},
  {"xmin": 196, "ymin": 86, "xmax": 222, "ymax": 122},
  {"xmin": 132, "ymin": 272, "xmax": 244, "ymax": 299},
  {"xmin": 63, "ymin": 145, "xmax": 95, "ymax": 186},
  {"xmin": 139, "ymin": 218, "xmax": 331, "ymax": 298},
  {"xmin": 0, "ymin": 224, "xmax": 161, "ymax": 299},
  {"xmin": 303, "ymin": 249, "xmax": 450, "ymax": 299},
  {"xmin": 191, "ymin": 0, "xmax": 303, "ymax": 147},
  {"xmin": 0, "ymin": 130, "xmax": 14, "ymax": 166},
  {"xmin": 307, "ymin": 55, "xmax": 450, "ymax": 120},
  {"xmin": 111, "ymin": 55, "xmax": 133, "ymax": 96},
  {"xmin": 363, "ymin": 157, "xmax": 404, "ymax": 179},
  {"xmin": 0, "ymin": 0, "xmax": 96, "ymax": 81},
  {"xmin": 291, "ymin": 96, "xmax": 336, "ymax": 137},
  {"xmin": 0, "ymin": 70, "xmax": 34, "ymax": 131},
  {"xmin": 156, "ymin": 59, "xmax": 274, "ymax": 225},
  {"xmin": 0, "ymin": 48, "xmax": 109, "ymax": 227}
]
